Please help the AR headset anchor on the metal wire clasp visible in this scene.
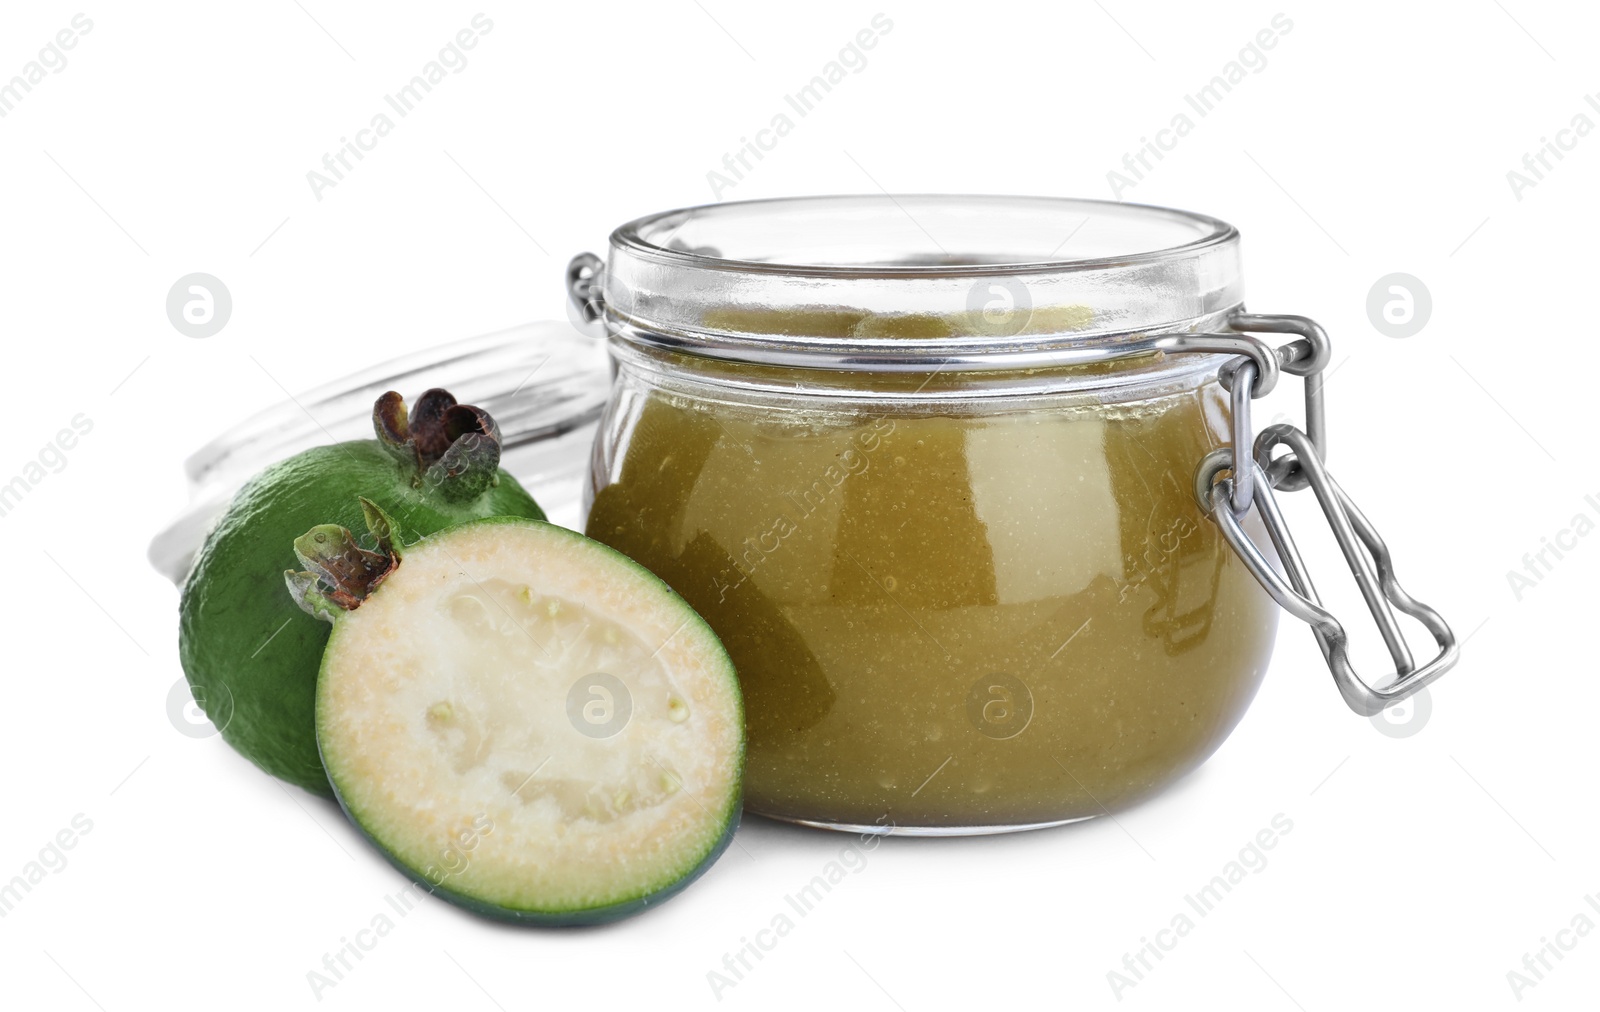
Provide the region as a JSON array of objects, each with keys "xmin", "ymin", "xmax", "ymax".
[
  {"xmin": 566, "ymin": 252, "xmax": 606, "ymax": 328},
  {"xmin": 1194, "ymin": 314, "xmax": 1458, "ymax": 717}
]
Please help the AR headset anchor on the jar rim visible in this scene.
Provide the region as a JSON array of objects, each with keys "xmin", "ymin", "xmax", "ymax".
[
  {"xmin": 597, "ymin": 194, "xmax": 1246, "ymax": 374},
  {"xmin": 610, "ymin": 194, "xmax": 1238, "ymax": 278}
]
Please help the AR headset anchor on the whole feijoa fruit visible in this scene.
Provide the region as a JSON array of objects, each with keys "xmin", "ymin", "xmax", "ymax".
[{"xmin": 178, "ymin": 389, "xmax": 544, "ymax": 795}]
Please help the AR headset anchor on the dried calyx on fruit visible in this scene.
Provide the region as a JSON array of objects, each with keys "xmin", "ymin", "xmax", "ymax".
[
  {"xmin": 373, "ymin": 389, "xmax": 503, "ymax": 500},
  {"xmin": 285, "ymin": 497, "xmax": 402, "ymax": 620}
]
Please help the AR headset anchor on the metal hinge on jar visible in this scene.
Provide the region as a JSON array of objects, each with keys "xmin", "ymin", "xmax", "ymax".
[
  {"xmin": 1187, "ymin": 313, "xmax": 1458, "ymax": 717},
  {"xmin": 566, "ymin": 253, "xmax": 607, "ymax": 332}
]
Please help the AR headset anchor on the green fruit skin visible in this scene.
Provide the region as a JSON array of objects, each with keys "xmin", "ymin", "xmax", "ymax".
[
  {"xmin": 178, "ymin": 441, "xmax": 544, "ymax": 796},
  {"xmin": 342, "ymin": 793, "xmax": 742, "ymax": 928},
  {"xmin": 318, "ymin": 517, "xmax": 745, "ymax": 925}
]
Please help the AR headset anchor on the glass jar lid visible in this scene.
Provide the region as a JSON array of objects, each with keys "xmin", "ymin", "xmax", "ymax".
[
  {"xmin": 147, "ymin": 321, "xmax": 609, "ymax": 584},
  {"xmin": 594, "ymin": 195, "xmax": 1244, "ymax": 371}
]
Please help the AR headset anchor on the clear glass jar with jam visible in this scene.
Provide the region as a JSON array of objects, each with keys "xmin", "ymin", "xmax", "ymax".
[{"xmin": 572, "ymin": 195, "xmax": 1457, "ymax": 835}]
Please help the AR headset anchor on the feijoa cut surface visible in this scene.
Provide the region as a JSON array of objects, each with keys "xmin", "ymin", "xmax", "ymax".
[{"xmin": 309, "ymin": 516, "xmax": 744, "ymax": 924}]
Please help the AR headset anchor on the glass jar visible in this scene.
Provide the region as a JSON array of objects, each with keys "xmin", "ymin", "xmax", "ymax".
[{"xmin": 574, "ymin": 195, "xmax": 1457, "ymax": 835}]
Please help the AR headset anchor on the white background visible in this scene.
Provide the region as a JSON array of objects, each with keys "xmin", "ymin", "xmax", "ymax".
[{"xmin": 1, "ymin": 1, "xmax": 1595, "ymax": 1009}]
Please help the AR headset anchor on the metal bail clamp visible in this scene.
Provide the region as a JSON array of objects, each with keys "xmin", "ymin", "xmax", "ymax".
[{"xmin": 1193, "ymin": 314, "xmax": 1459, "ymax": 718}]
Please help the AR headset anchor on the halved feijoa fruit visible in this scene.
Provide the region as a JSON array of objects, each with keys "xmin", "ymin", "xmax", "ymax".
[{"xmin": 293, "ymin": 505, "xmax": 744, "ymax": 925}]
